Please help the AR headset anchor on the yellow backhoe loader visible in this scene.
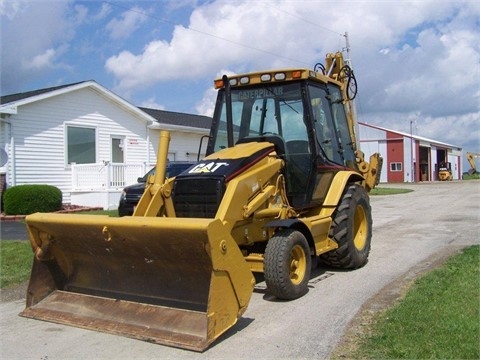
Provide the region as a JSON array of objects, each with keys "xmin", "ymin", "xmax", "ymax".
[
  {"xmin": 20, "ymin": 52, "xmax": 382, "ymax": 351},
  {"xmin": 466, "ymin": 152, "xmax": 479, "ymax": 175}
]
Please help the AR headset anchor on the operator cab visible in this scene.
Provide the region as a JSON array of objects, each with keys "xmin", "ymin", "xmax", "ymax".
[{"xmin": 207, "ymin": 70, "xmax": 358, "ymax": 208}]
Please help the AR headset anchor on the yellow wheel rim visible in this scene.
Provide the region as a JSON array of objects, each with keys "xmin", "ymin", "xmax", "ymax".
[
  {"xmin": 289, "ymin": 245, "xmax": 307, "ymax": 285},
  {"xmin": 353, "ymin": 204, "xmax": 367, "ymax": 250}
]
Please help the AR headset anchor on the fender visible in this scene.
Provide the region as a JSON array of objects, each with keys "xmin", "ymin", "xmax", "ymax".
[
  {"xmin": 264, "ymin": 218, "xmax": 315, "ymax": 249},
  {"xmin": 322, "ymin": 171, "xmax": 364, "ymax": 207}
]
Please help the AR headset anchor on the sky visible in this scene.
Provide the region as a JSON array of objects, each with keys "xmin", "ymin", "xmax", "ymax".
[{"xmin": 1, "ymin": 0, "xmax": 479, "ymax": 169}]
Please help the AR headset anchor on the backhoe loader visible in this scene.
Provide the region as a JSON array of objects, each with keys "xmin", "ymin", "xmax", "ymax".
[
  {"xmin": 466, "ymin": 152, "xmax": 479, "ymax": 175},
  {"xmin": 20, "ymin": 52, "xmax": 382, "ymax": 351}
]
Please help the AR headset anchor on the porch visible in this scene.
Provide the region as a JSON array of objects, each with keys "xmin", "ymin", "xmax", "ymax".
[{"xmin": 70, "ymin": 162, "xmax": 150, "ymax": 210}]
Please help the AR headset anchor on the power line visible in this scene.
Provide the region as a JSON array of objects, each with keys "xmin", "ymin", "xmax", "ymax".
[
  {"xmin": 104, "ymin": 1, "xmax": 344, "ymax": 67},
  {"xmin": 265, "ymin": 2, "xmax": 344, "ymax": 38}
]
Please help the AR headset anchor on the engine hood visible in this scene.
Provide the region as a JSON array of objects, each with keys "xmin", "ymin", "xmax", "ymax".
[{"xmin": 177, "ymin": 142, "xmax": 276, "ymax": 182}]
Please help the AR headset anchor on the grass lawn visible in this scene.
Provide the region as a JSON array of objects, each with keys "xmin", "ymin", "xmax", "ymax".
[
  {"xmin": 349, "ymin": 245, "xmax": 480, "ymax": 359},
  {"xmin": 370, "ymin": 187, "xmax": 413, "ymax": 196},
  {"xmin": 462, "ymin": 173, "xmax": 480, "ymax": 180},
  {"xmin": 0, "ymin": 241, "xmax": 32, "ymax": 288},
  {"xmin": 0, "ymin": 209, "xmax": 117, "ymax": 288},
  {"xmin": 78, "ymin": 209, "xmax": 119, "ymax": 216}
]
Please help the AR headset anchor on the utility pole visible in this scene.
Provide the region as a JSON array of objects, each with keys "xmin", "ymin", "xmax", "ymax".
[
  {"xmin": 410, "ymin": 119, "xmax": 415, "ymax": 182},
  {"xmin": 344, "ymin": 32, "xmax": 360, "ymax": 149},
  {"xmin": 344, "ymin": 32, "xmax": 352, "ymax": 67}
]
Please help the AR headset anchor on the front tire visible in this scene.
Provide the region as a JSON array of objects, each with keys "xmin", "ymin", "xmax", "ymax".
[
  {"xmin": 320, "ymin": 184, "xmax": 372, "ymax": 269},
  {"xmin": 264, "ymin": 229, "xmax": 311, "ymax": 300}
]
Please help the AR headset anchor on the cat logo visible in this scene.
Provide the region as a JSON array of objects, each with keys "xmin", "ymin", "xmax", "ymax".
[{"xmin": 188, "ymin": 162, "xmax": 229, "ymax": 174}]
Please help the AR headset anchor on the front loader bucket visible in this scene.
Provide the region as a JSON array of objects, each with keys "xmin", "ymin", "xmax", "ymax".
[{"xmin": 20, "ymin": 213, "xmax": 255, "ymax": 352}]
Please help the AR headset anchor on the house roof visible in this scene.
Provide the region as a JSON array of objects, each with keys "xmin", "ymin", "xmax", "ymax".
[
  {"xmin": 359, "ymin": 121, "xmax": 462, "ymax": 150},
  {"xmin": 139, "ymin": 107, "xmax": 211, "ymax": 130},
  {"xmin": 0, "ymin": 82, "xmax": 86, "ymax": 104},
  {"xmin": 0, "ymin": 81, "xmax": 212, "ymax": 132},
  {"xmin": 0, "ymin": 81, "xmax": 157, "ymax": 125}
]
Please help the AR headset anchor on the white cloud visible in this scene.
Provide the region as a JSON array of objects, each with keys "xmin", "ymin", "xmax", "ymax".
[
  {"xmin": 102, "ymin": 0, "xmax": 479, "ymax": 157},
  {"xmin": 24, "ymin": 48, "xmax": 57, "ymax": 70},
  {"xmin": 0, "ymin": 0, "xmax": 74, "ymax": 92},
  {"xmin": 105, "ymin": 1, "xmax": 321, "ymax": 92},
  {"xmin": 195, "ymin": 69, "xmax": 237, "ymax": 116},
  {"xmin": 195, "ymin": 87, "xmax": 216, "ymax": 117},
  {"xmin": 105, "ymin": 1, "xmax": 478, "ymax": 103},
  {"xmin": 105, "ymin": 6, "xmax": 148, "ymax": 40},
  {"xmin": 419, "ymin": 114, "xmax": 480, "ymax": 148},
  {"xmin": 0, "ymin": 0, "xmax": 28, "ymax": 19},
  {"xmin": 93, "ymin": 2, "xmax": 111, "ymax": 21},
  {"xmin": 73, "ymin": 3, "xmax": 88, "ymax": 25},
  {"xmin": 140, "ymin": 97, "xmax": 165, "ymax": 110}
]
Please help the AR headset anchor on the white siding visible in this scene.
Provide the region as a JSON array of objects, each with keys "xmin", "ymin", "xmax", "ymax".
[
  {"xmin": 169, "ymin": 132, "xmax": 208, "ymax": 162},
  {"xmin": 0, "ymin": 120, "xmax": 10, "ymax": 174},
  {"xmin": 147, "ymin": 130, "xmax": 208, "ymax": 166},
  {"xmin": 358, "ymin": 124, "xmax": 388, "ymax": 183},
  {"xmin": 429, "ymin": 146, "xmax": 436, "ymax": 181},
  {"xmin": 450, "ymin": 148, "xmax": 463, "ymax": 179},
  {"xmin": 448, "ymin": 153, "xmax": 461, "ymax": 180},
  {"xmin": 403, "ymin": 137, "xmax": 414, "ymax": 182},
  {"xmin": 377, "ymin": 141, "xmax": 388, "ymax": 183}
]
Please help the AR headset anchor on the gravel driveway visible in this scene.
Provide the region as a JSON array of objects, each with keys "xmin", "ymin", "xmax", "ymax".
[{"xmin": 1, "ymin": 181, "xmax": 478, "ymax": 359}]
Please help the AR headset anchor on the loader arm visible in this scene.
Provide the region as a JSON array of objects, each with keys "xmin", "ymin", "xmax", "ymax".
[{"xmin": 133, "ymin": 131, "xmax": 175, "ymax": 217}]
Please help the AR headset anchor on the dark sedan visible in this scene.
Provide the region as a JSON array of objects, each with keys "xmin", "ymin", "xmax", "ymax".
[{"xmin": 118, "ymin": 162, "xmax": 194, "ymax": 216}]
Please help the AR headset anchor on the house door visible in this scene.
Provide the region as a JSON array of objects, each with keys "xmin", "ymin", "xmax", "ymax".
[{"xmin": 111, "ymin": 137, "xmax": 124, "ymax": 163}]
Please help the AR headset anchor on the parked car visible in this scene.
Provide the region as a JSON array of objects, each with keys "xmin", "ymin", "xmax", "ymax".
[{"xmin": 118, "ymin": 162, "xmax": 195, "ymax": 216}]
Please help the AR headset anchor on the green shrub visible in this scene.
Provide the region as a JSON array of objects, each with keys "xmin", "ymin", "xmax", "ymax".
[
  {"xmin": 3, "ymin": 184, "xmax": 62, "ymax": 215},
  {"xmin": 462, "ymin": 172, "xmax": 480, "ymax": 180}
]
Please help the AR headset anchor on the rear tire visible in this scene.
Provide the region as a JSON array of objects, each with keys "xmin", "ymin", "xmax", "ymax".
[
  {"xmin": 264, "ymin": 229, "xmax": 311, "ymax": 300},
  {"xmin": 320, "ymin": 184, "xmax": 372, "ymax": 269}
]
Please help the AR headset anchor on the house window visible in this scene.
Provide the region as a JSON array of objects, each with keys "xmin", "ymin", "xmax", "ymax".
[
  {"xmin": 111, "ymin": 137, "xmax": 124, "ymax": 163},
  {"xmin": 390, "ymin": 162, "xmax": 402, "ymax": 172},
  {"xmin": 67, "ymin": 126, "xmax": 96, "ymax": 164}
]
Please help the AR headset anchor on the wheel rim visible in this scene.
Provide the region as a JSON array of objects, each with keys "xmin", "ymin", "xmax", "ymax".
[
  {"xmin": 289, "ymin": 245, "xmax": 307, "ymax": 285},
  {"xmin": 353, "ymin": 204, "xmax": 367, "ymax": 250}
]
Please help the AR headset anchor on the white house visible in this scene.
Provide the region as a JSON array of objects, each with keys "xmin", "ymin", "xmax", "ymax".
[{"xmin": 0, "ymin": 81, "xmax": 211, "ymax": 210}]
